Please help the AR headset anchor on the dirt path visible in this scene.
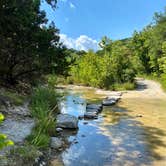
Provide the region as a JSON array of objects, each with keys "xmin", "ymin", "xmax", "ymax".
[{"xmin": 122, "ymin": 78, "xmax": 166, "ymax": 99}]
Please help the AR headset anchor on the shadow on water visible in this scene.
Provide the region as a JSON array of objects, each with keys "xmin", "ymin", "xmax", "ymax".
[{"xmin": 58, "ymin": 92, "xmax": 166, "ymax": 166}]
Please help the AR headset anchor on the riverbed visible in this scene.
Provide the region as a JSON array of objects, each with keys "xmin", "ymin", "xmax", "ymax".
[{"xmin": 53, "ymin": 79, "xmax": 166, "ymax": 166}]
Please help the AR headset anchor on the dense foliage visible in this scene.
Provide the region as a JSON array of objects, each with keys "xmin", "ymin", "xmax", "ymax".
[
  {"xmin": 0, "ymin": 0, "xmax": 71, "ymax": 85},
  {"xmin": 130, "ymin": 8, "xmax": 166, "ymax": 89},
  {"xmin": 68, "ymin": 40, "xmax": 136, "ymax": 90}
]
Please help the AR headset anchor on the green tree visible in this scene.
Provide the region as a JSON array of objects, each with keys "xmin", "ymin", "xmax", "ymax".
[{"xmin": 0, "ymin": 0, "xmax": 69, "ymax": 85}]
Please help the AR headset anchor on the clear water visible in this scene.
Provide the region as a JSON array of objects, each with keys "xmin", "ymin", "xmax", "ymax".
[{"xmin": 59, "ymin": 92, "xmax": 154, "ymax": 166}]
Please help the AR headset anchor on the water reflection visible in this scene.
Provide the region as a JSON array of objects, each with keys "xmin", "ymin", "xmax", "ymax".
[
  {"xmin": 59, "ymin": 93, "xmax": 155, "ymax": 166},
  {"xmin": 60, "ymin": 95, "xmax": 86, "ymax": 117}
]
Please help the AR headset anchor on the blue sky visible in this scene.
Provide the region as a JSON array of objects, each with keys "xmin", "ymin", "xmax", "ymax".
[{"xmin": 41, "ymin": 0, "xmax": 166, "ymax": 51}]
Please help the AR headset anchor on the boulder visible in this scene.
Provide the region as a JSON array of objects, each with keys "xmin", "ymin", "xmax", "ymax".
[
  {"xmin": 50, "ymin": 137, "xmax": 64, "ymax": 150},
  {"xmin": 56, "ymin": 114, "xmax": 78, "ymax": 129}
]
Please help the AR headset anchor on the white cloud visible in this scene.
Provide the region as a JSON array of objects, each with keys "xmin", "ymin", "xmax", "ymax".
[
  {"xmin": 69, "ymin": 2, "xmax": 75, "ymax": 9},
  {"xmin": 60, "ymin": 34, "xmax": 99, "ymax": 51}
]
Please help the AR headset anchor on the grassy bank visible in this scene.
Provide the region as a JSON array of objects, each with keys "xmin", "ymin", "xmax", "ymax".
[
  {"xmin": 0, "ymin": 85, "xmax": 61, "ymax": 165},
  {"xmin": 26, "ymin": 86, "xmax": 60, "ymax": 149}
]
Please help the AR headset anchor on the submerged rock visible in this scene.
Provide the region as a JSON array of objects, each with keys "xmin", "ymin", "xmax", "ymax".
[{"xmin": 56, "ymin": 114, "xmax": 78, "ymax": 129}]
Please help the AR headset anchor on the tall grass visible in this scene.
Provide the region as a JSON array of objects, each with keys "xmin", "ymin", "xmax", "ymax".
[{"xmin": 27, "ymin": 86, "xmax": 60, "ymax": 149}]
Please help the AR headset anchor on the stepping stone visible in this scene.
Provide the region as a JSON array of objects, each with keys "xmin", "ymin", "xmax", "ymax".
[
  {"xmin": 86, "ymin": 108, "xmax": 98, "ymax": 114},
  {"xmin": 102, "ymin": 99, "xmax": 116, "ymax": 106},
  {"xmin": 106, "ymin": 96, "xmax": 120, "ymax": 102},
  {"xmin": 86, "ymin": 104, "xmax": 102, "ymax": 112},
  {"xmin": 84, "ymin": 112, "xmax": 97, "ymax": 119}
]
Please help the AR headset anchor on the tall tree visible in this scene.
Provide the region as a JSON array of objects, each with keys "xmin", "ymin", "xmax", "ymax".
[{"xmin": 0, "ymin": 0, "xmax": 69, "ymax": 85}]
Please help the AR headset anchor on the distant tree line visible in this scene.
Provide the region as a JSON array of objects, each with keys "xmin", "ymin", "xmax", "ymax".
[{"xmin": 68, "ymin": 7, "xmax": 166, "ymax": 90}]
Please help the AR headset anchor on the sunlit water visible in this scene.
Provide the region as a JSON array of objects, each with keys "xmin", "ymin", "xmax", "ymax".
[{"xmin": 56, "ymin": 88, "xmax": 166, "ymax": 166}]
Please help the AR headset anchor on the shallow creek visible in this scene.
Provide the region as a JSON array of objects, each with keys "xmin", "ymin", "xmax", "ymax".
[{"xmin": 54, "ymin": 84, "xmax": 166, "ymax": 166}]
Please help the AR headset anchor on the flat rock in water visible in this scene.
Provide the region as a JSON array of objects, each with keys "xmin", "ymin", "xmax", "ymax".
[
  {"xmin": 106, "ymin": 96, "xmax": 120, "ymax": 102},
  {"xmin": 102, "ymin": 99, "xmax": 116, "ymax": 106},
  {"xmin": 86, "ymin": 104, "xmax": 102, "ymax": 111},
  {"xmin": 56, "ymin": 114, "xmax": 78, "ymax": 129},
  {"xmin": 84, "ymin": 112, "xmax": 97, "ymax": 119}
]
